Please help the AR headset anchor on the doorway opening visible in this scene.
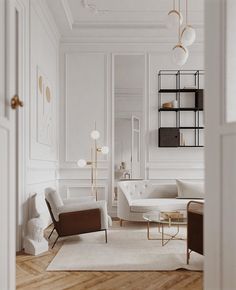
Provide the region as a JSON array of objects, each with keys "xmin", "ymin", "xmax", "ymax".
[{"xmin": 112, "ymin": 54, "xmax": 146, "ymax": 204}]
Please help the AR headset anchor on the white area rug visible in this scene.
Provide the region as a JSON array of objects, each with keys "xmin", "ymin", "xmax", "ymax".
[{"xmin": 47, "ymin": 222, "xmax": 203, "ymax": 271}]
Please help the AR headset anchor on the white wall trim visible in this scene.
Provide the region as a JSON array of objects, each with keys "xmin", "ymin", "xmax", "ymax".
[
  {"xmin": 60, "ymin": 0, "xmax": 73, "ymax": 30},
  {"xmin": 63, "ymin": 51, "xmax": 109, "ymax": 163},
  {"xmin": 33, "ymin": 0, "xmax": 61, "ymax": 45}
]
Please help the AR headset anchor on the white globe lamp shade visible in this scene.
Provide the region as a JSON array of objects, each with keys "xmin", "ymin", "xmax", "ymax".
[
  {"xmin": 101, "ymin": 146, "xmax": 109, "ymax": 155},
  {"xmin": 172, "ymin": 44, "xmax": 189, "ymax": 66},
  {"xmin": 77, "ymin": 159, "xmax": 87, "ymax": 168},
  {"xmin": 181, "ymin": 25, "xmax": 196, "ymax": 46},
  {"xmin": 166, "ymin": 10, "xmax": 183, "ymax": 29},
  {"xmin": 90, "ymin": 130, "xmax": 100, "ymax": 140}
]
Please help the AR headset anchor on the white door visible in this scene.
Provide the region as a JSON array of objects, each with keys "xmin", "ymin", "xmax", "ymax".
[
  {"xmin": 131, "ymin": 115, "xmax": 141, "ymax": 179},
  {"xmin": 0, "ymin": 1, "xmax": 17, "ymax": 289},
  {"xmin": 205, "ymin": 0, "xmax": 236, "ymax": 289}
]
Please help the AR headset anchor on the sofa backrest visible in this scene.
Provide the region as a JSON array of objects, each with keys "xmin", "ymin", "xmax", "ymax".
[{"xmin": 118, "ymin": 180, "xmax": 178, "ymax": 203}]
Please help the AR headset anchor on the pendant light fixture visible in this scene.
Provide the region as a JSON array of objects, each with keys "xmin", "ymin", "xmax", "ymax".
[
  {"xmin": 172, "ymin": 0, "xmax": 189, "ymax": 66},
  {"xmin": 181, "ymin": 0, "xmax": 196, "ymax": 46},
  {"xmin": 166, "ymin": 0, "xmax": 183, "ymax": 29}
]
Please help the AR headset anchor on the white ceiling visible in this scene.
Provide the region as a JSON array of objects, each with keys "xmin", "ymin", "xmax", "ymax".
[{"xmin": 46, "ymin": 0, "xmax": 204, "ymax": 41}]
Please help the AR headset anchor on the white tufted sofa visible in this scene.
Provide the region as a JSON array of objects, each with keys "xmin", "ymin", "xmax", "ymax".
[{"xmin": 117, "ymin": 180, "xmax": 200, "ymax": 223}]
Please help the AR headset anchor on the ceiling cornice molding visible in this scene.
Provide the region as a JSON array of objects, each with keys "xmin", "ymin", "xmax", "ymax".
[
  {"xmin": 71, "ymin": 21, "xmax": 203, "ymax": 30},
  {"xmin": 59, "ymin": 0, "xmax": 203, "ymax": 32},
  {"xmin": 59, "ymin": 37, "xmax": 204, "ymax": 52},
  {"xmin": 61, "ymin": 0, "xmax": 73, "ymax": 30},
  {"xmin": 60, "ymin": 34, "xmax": 204, "ymax": 44},
  {"xmin": 72, "ymin": 21, "xmax": 166, "ymax": 29}
]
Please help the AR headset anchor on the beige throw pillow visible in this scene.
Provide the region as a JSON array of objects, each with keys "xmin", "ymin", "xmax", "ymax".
[{"xmin": 176, "ymin": 179, "xmax": 204, "ymax": 199}]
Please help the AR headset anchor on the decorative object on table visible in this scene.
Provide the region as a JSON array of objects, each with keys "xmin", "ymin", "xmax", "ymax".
[
  {"xmin": 181, "ymin": 0, "xmax": 196, "ymax": 47},
  {"xmin": 24, "ymin": 218, "xmax": 48, "ymax": 255},
  {"xmin": 160, "ymin": 211, "xmax": 184, "ymax": 226},
  {"xmin": 77, "ymin": 123, "xmax": 109, "ymax": 201}
]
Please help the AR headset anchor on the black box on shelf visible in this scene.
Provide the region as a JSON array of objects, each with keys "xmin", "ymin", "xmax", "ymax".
[
  {"xmin": 195, "ymin": 89, "xmax": 204, "ymax": 110},
  {"xmin": 159, "ymin": 128, "xmax": 180, "ymax": 147}
]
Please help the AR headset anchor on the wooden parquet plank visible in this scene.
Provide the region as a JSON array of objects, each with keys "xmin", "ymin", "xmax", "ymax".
[{"xmin": 16, "ymin": 225, "xmax": 203, "ymax": 290}]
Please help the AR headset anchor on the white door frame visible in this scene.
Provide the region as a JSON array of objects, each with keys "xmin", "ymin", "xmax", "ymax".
[
  {"xmin": 0, "ymin": 0, "xmax": 17, "ymax": 289},
  {"xmin": 205, "ymin": 0, "xmax": 236, "ymax": 289},
  {"xmin": 110, "ymin": 52, "xmax": 148, "ymax": 205},
  {"xmin": 131, "ymin": 115, "xmax": 141, "ymax": 178},
  {"xmin": 15, "ymin": 0, "xmax": 28, "ymax": 252}
]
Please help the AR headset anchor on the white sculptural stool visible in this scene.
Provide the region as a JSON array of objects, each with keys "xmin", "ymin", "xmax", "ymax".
[{"xmin": 24, "ymin": 218, "xmax": 48, "ymax": 255}]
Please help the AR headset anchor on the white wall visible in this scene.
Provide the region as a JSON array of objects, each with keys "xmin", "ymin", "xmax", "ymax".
[
  {"xmin": 59, "ymin": 42, "xmax": 204, "ymax": 216},
  {"xmin": 21, "ymin": 0, "xmax": 60, "ymax": 244}
]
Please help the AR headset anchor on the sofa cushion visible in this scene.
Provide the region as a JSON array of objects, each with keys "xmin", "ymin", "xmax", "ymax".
[
  {"xmin": 176, "ymin": 180, "xmax": 204, "ymax": 199},
  {"xmin": 130, "ymin": 198, "xmax": 194, "ymax": 213}
]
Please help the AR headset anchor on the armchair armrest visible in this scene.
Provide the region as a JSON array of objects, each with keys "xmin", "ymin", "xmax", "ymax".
[{"xmin": 58, "ymin": 208, "xmax": 101, "ymax": 237}]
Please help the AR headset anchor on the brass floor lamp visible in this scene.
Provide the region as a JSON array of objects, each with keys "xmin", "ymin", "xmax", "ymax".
[{"xmin": 77, "ymin": 125, "xmax": 109, "ymax": 201}]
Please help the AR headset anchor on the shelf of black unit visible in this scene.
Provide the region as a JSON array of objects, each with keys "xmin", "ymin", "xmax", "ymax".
[
  {"xmin": 179, "ymin": 127, "xmax": 204, "ymax": 129},
  {"xmin": 159, "ymin": 107, "xmax": 203, "ymax": 112},
  {"xmin": 179, "ymin": 145, "xmax": 204, "ymax": 148},
  {"xmin": 159, "ymin": 89, "xmax": 198, "ymax": 93},
  {"xmin": 159, "ymin": 145, "xmax": 204, "ymax": 148},
  {"xmin": 159, "ymin": 126, "xmax": 204, "ymax": 130}
]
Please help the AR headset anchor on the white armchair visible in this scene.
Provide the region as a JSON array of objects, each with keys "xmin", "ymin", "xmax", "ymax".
[{"xmin": 45, "ymin": 188, "xmax": 110, "ymax": 248}]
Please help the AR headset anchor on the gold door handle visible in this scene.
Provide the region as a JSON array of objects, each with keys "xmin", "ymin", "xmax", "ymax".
[{"xmin": 11, "ymin": 95, "xmax": 23, "ymax": 109}]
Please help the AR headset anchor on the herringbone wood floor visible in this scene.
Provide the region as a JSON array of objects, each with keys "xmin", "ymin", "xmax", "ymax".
[{"xmin": 16, "ymin": 224, "xmax": 203, "ymax": 290}]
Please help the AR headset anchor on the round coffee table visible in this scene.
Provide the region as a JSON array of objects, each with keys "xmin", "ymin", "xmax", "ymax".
[{"xmin": 143, "ymin": 210, "xmax": 187, "ymax": 246}]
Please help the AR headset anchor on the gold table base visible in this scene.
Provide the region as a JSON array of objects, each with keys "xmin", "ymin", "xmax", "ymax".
[{"xmin": 147, "ymin": 221, "xmax": 186, "ymax": 246}]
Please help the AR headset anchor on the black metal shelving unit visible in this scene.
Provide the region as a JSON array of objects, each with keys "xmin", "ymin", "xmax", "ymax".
[{"xmin": 158, "ymin": 70, "xmax": 205, "ymax": 148}]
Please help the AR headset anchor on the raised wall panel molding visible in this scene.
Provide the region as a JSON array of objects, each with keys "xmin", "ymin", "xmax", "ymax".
[
  {"xmin": 27, "ymin": 167, "xmax": 57, "ymax": 185},
  {"xmin": 60, "ymin": 37, "xmax": 204, "ymax": 46},
  {"xmin": 59, "ymin": 183, "xmax": 108, "ymax": 200},
  {"xmin": 148, "ymin": 161, "xmax": 204, "ymax": 170},
  {"xmin": 73, "ymin": 21, "xmax": 166, "ymax": 30},
  {"xmin": 58, "ymin": 168, "xmax": 109, "ymax": 180},
  {"xmin": 29, "ymin": 1, "xmax": 59, "ymax": 163},
  {"xmin": 63, "ymin": 52, "xmax": 109, "ymax": 163}
]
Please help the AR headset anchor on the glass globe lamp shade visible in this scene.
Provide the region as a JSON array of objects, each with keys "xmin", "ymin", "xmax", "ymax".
[
  {"xmin": 166, "ymin": 10, "xmax": 183, "ymax": 29},
  {"xmin": 90, "ymin": 130, "xmax": 100, "ymax": 140},
  {"xmin": 172, "ymin": 44, "xmax": 189, "ymax": 66},
  {"xmin": 181, "ymin": 25, "xmax": 196, "ymax": 46},
  {"xmin": 77, "ymin": 159, "xmax": 87, "ymax": 168},
  {"xmin": 101, "ymin": 146, "xmax": 109, "ymax": 155}
]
